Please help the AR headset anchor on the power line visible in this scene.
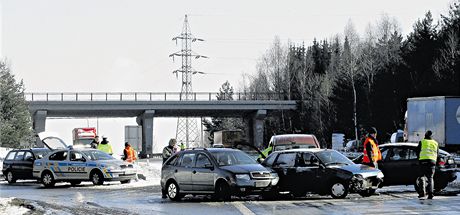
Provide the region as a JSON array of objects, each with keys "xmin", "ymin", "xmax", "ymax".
[{"xmin": 169, "ymin": 15, "xmax": 206, "ymax": 148}]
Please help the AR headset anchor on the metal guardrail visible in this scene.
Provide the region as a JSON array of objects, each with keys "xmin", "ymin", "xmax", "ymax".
[{"xmin": 24, "ymin": 92, "xmax": 285, "ymax": 102}]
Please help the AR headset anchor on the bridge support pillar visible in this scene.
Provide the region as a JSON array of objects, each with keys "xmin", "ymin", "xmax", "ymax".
[
  {"xmin": 247, "ymin": 110, "xmax": 266, "ymax": 149},
  {"xmin": 33, "ymin": 110, "xmax": 47, "ymax": 147},
  {"xmin": 136, "ymin": 110, "xmax": 155, "ymax": 158}
]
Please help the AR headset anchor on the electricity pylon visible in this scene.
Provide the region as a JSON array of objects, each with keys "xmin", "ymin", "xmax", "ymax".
[{"xmin": 169, "ymin": 15, "xmax": 207, "ymax": 148}]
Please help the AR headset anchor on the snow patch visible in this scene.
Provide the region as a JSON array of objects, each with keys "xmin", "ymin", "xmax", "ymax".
[{"xmin": 0, "ymin": 198, "xmax": 30, "ymax": 215}]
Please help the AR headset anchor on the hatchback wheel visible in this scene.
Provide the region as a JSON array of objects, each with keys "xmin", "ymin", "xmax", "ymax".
[
  {"xmin": 91, "ymin": 171, "xmax": 104, "ymax": 185},
  {"xmin": 214, "ymin": 181, "xmax": 231, "ymax": 201},
  {"xmin": 167, "ymin": 181, "xmax": 183, "ymax": 201},
  {"xmin": 330, "ymin": 181, "xmax": 348, "ymax": 199},
  {"xmin": 6, "ymin": 171, "xmax": 16, "ymax": 184},
  {"xmin": 41, "ymin": 172, "xmax": 55, "ymax": 188}
]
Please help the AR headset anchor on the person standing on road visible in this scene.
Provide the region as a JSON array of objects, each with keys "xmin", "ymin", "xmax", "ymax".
[
  {"xmin": 123, "ymin": 142, "xmax": 137, "ymax": 163},
  {"xmin": 90, "ymin": 136, "xmax": 100, "ymax": 149},
  {"xmin": 180, "ymin": 142, "xmax": 186, "ymax": 151},
  {"xmin": 162, "ymin": 138, "xmax": 177, "ymax": 163},
  {"xmin": 97, "ymin": 136, "xmax": 113, "ymax": 155},
  {"xmin": 416, "ymin": 130, "xmax": 439, "ymax": 200},
  {"xmin": 362, "ymin": 127, "xmax": 382, "ymax": 168}
]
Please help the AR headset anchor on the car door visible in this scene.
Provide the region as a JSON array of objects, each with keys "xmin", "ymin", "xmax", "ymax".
[
  {"xmin": 192, "ymin": 153, "xmax": 215, "ymax": 192},
  {"xmin": 68, "ymin": 151, "xmax": 88, "ymax": 179},
  {"xmin": 382, "ymin": 147, "xmax": 416, "ymax": 185},
  {"xmin": 47, "ymin": 150, "xmax": 69, "ymax": 179},
  {"xmin": 22, "ymin": 151, "xmax": 35, "ymax": 179},
  {"xmin": 175, "ymin": 152, "xmax": 196, "ymax": 191},
  {"xmin": 272, "ymin": 152, "xmax": 297, "ymax": 191},
  {"xmin": 12, "ymin": 151, "xmax": 26, "ymax": 178},
  {"xmin": 295, "ymin": 152, "xmax": 320, "ymax": 192}
]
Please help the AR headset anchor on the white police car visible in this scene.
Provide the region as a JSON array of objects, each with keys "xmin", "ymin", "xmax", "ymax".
[{"xmin": 33, "ymin": 135, "xmax": 136, "ymax": 187}]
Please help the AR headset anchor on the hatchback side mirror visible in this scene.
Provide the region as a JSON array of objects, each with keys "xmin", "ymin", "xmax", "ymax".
[{"xmin": 204, "ymin": 164, "xmax": 214, "ymax": 170}]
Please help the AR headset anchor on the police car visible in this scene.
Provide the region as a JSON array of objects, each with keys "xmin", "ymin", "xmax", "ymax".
[{"xmin": 33, "ymin": 135, "xmax": 136, "ymax": 187}]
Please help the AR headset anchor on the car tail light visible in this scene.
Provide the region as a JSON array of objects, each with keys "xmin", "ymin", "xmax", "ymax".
[{"xmin": 438, "ymin": 161, "xmax": 446, "ymax": 166}]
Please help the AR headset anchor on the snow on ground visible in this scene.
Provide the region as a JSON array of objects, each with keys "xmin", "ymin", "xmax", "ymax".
[{"xmin": 0, "ymin": 198, "xmax": 31, "ymax": 215}]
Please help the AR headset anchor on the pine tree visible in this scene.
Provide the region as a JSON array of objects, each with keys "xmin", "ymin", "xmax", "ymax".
[{"xmin": 0, "ymin": 60, "xmax": 34, "ymax": 148}]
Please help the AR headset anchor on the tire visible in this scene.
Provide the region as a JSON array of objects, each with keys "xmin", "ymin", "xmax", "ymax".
[
  {"xmin": 5, "ymin": 171, "xmax": 16, "ymax": 184},
  {"xmin": 70, "ymin": 181, "xmax": 82, "ymax": 186},
  {"xmin": 214, "ymin": 181, "xmax": 231, "ymax": 201},
  {"xmin": 120, "ymin": 180, "xmax": 131, "ymax": 184},
  {"xmin": 330, "ymin": 181, "xmax": 349, "ymax": 199},
  {"xmin": 41, "ymin": 171, "xmax": 56, "ymax": 188},
  {"xmin": 262, "ymin": 190, "xmax": 279, "ymax": 200},
  {"xmin": 166, "ymin": 181, "xmax": 183, "ymax": 201},
  {"xmin": 91, "ymin": 171, "xmax": 104, "ymax": 185},
  {"xmin": 358, "ymin": 189, "xmax": 376, "ymax": 197},
  {"xmin": 291, "ymin": 189, "xmax": 307, "ymax": 198}
]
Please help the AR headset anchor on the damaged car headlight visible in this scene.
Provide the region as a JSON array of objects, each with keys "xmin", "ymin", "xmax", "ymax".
[
  {"xmin": 353, "ymin": 174, "xmax": 364, "ymax": 180},
  {"xmin": 377, "ymin": 171, "xmax": 384, "ymax": 178},
  {"xmin": 236, "ymin": 174, "xmax": 251, "ymax": 181}
]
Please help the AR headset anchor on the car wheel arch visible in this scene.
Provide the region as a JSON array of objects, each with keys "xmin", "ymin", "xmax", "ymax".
[{"xmin": 215, "ymin": 178, "xmax": 229, "ymax": 188}]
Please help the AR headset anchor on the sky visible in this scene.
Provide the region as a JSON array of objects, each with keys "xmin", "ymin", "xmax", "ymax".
[{"xmin": 0, "ymin": 0, "xmax": 455, "ymax": 154}]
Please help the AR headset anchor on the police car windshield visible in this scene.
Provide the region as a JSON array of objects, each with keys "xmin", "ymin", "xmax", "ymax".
[{"xmin": 82, "ymin": 150, "xmax": 114, "ymax": 161}]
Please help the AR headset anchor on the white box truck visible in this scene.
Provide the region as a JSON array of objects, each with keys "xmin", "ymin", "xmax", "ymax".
[
  {"xmin": 125, "ymin": 125, "xmax": 142, "ymax": 152},
  {"xmin": 406, "ymin": 96, "xmax": 460, "ymax": 148}
]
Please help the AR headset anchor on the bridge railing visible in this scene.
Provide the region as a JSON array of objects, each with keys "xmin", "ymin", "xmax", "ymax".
[{"xmin": 24, "ymin": 92, "xmax": 286, "ymax": 102}]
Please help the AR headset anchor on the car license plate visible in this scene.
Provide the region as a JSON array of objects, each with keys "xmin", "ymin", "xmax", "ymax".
[
  {"xmin": 112, "ymin": 173, "xmax": 119, "ymax": 178},
  {"xmin": 254, "ymin": 181, "xmax": 268, "ymax": 187}
]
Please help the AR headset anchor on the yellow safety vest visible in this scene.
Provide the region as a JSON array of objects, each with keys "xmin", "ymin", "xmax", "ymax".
[
  {"xmin": 419, "ymin": 139, "xmax": 438, "ymax": 161},
  {"xmin": 98, "ymin": 143, "xmax": 113, "ymax": 155}
]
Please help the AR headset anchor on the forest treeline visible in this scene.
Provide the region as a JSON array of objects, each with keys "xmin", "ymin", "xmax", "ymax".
[{"xmin": 238, "ymin": 3, "xmax": 460, "ymax": 147}]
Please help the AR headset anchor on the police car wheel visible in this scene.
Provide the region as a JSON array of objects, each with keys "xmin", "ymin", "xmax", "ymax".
[
  {"xmin": 6, "ymin": 171, "xmax": 16, "ymax": 184},
  {"xmin": 41, "ymin": 172, "xmax": 55, "ymax": 188},
  {"xmin": 91, "ymin": 171, "xmax": 104, "ymax": 185}
]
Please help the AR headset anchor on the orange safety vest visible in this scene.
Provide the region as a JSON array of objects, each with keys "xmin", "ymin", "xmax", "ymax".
[
  {"xmin": 124, "ymin": 146, "xmax": 137, "ymax": 163},
  {"xmin": 363, "ymin": 137, "xmax": 382, "ymax": 163}
]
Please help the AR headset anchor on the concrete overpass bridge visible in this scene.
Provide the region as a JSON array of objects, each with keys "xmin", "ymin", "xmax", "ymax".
[{"xmin": 26, "ymin": 92, "xmax": 297, "ymax": 157}]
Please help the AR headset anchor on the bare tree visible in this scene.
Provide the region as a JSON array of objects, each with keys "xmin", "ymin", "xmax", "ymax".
[{"xmin": 342, "ymin": 20, "xmax": 362, "ymax": 142}]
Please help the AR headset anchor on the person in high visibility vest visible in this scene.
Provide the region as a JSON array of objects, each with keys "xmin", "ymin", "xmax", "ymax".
[
  {"xmin": 416, "ymin": 130, "xmax": 439, "ymax": 200},
  {"xmin": 362, "ymin": 127, "xmax": 382, "ymax": 168},
  {"xmin": 97, "ymin": 136, "xmax": 113, "ymax": 155},
  {"xmin": 180, "ymin": 142, "xmax": 186, "ymax": 151},
  {"xmin": 123, "ymin": 142, "xmax": 137, "ymax": 163}
]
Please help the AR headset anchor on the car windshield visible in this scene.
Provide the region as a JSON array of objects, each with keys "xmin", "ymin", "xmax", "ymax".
[
  {"xmin": 82, "ymin": 150, "xmax": 114, "ymax": 161},
  {"xmin": 274, "ymin": 144, "xmax": 316, "ymax": 151},
  {"xmin": 315, "ymin": 150, "xmax": 353, "ymax": 166},
  {"xmin": 210, "ymin": 150, "xmax": 258, "ymax": 166}
]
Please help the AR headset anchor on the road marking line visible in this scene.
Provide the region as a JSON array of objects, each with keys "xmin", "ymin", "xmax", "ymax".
[{"xmin": 233, "ymin": 202, "xmax": 256, "ymax": 215}]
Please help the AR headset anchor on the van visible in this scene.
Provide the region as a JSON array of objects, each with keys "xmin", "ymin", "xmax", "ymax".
[{"xmin": 261, "ymin": 134, "xmax": 320, "ymax": 157}]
